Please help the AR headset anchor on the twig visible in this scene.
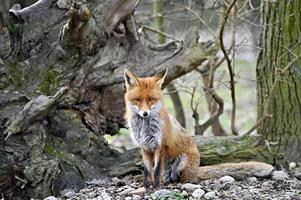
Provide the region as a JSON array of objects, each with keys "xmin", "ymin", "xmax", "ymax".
[
  {"xmin": 243, "ymin": 54, "xmax": 301, "ymax": 136},
  {"xmin": 219, "ymin": 0, "xmax": 239, "ymax": 135},
  {"xmin": 140, "ymin": 25, "xmax": 180, "ymax": 42},
  {"xmin": 170, "ymin": 1, "xmax": 217, "ymax": 40}
]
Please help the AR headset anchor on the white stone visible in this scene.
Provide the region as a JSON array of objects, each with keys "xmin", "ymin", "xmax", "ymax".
[
  {"xmin": 132, "ymin": 195, "xmax": 142, "ymax": 200},
  {"xmin": 153, "ymin": 189, "xmax": 172, "ymax": 199},
  {"xmin": 100, "ymin": 191, "xmax": 111, "ymax": 200},
  {"xmin": 125, "ymin": 197, "xmax": 132, "ymax": 200},
  {"xmin": 219, "ymin": 175, "xmax": 235, "ymax": 184},
  {"xmin": 272, "ymin": 170, "xmax": 289, "ymax": 180},
  {"xmin": 289, "ymin": 162, "xmax": 297, "ymax": 170},
  {"xmin": 181, "ymin": 183, "xmax": 202, "ymax": 191},
  {"xmin": 192, "ymin": 188, "xmax": 205, "ymax": 199},
  {"xmin": 120, "ymin": 188, "xmax": 135, "ymax": 196},
  {"xmin": 64, "ymin": 190, "xmax": 76, "ymax": 198},
  {"xmin": 246, "ymin": 176, "xmax": 258, "ymax": 182},
  {"xmin": 111, "ymin": 177, "xmax": 119, "ymax": 183},
  {"xmin": 57, "ymin": 0, "xmax": 72, "ymax": 9},
  {"xmin": 43, "ymin": 196, "xmax": 58, "ymax": 200},
  {"xmin": 204, "ymin": 191, "xmax": 216, "ymax": 199}
]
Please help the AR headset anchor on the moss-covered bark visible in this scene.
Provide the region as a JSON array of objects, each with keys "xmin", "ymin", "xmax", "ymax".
[{"xmin": 257, "ymin": 1, "xmax": 301, "ymax": 164}]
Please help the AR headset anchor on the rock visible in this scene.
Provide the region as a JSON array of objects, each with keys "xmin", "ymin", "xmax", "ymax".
[
  {"xmin": 204, "ymin": 191, "xmax": 216, "ymax": 199},
  {"xmin": 181, "ymin": 191, "xmax": 188, "ymax": 196},
  {"xmin": 192, "ymin": 188, "xmax": 205, "ymax": 199},
  {"xmin": 125, "ymin": 197, "xmax": 132, "ymax": 200},
  {"xmin": 57, "ymin": 0, "xmax": 72, "ymax": 9},
  {"xmin": 246, "ymin": 177, "xmax": 258, "ymax": 182},
  {"xmin": 153, "ymin": 189, "xmax": 172, "ymax": 199},
  {"xmin": 181, "ymin": 183, "xmax": 202, "ymax": 192},
  {"xmin": 99, "ymin": 191, "xmax": 111, "ymax": 200},
  {"xmin": 219, "ymin": 176, "xmax": 235, "ymax": 184},
  {"xmin": 132, "ymin": 195, "xmax": 142, "ymax": 200},
  {"xmin": 262, "ymin": 181, "xmax": 272, "ymax": 188},
  {"xmin": 293, "ymin": 167, "xmax": 301, "ymax": 179},
  {"xmin": 272, "ymin": 170, "xmax": 289, "ymax": 180},
  {"xmin": 111, "ymin": 177, "xmax": 120, "ymax": 183},
  {"xmin": 289, "ymin": 162, "xmax": 297, "ymax": 170},
  {"xmin": 44, "ymin": 196, "xmax": 58, "ymax": 200},
  {"xmin": 128, "ymin": 187, "xmax": 146, "ymax": 196},
  {"xmin": 120, "ymin": 187, "xmax": 135, "ymax": 196},
  {"xmin": 64, "ymin": 190, "xmax": 76, "ymax": 198}
]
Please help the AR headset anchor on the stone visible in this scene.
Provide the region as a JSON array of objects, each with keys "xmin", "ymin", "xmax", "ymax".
[
  {"xmin": 44, "ymin": 196, "xmax": 58, "ymax": 200},
  {"xmin": 192, "ymin": 188, "xmax": 205, "ymax": 199},
  {"xmin": 57, "ymin": 0, "xmax": 72, "ymax": 9},
  {"xmin": 289, "ymin": 162, "xmax": 297, "ymax": 170},
  {"xmin": 132, "ymin": 195, "xmax": 142, "ymax": 200},
  {"xmin": 64, "ymin": 190, "xmax": 76, "ymax": 198},
  {"xmin": 246, "ymin": 177, "xmax": 258, "ymax": 182},
  {"xmin": 181, "ymin": 183, "xmax": 202, "ymax": 192},
  {"xmin": 272, "ymin": 170, "xmax": 289, "ymax": 180},
  {"xmin": 262, "ymin": 181, "xmax": 272, "ymax": 188},
  {"xmin": 120, "ymin": 187, "xmax": 135, "ymax": 196},
  {"xmin": 128, "ymin": 187, "xmax": 146, "ymax": 196},
  {"xmin": 99, "ymin": 191, "xmax": 111, "ymax": 200},
  {"xmin": 219, "ymin": 176, "xmax": 235, "ymax": 184},
  {"xmin": 153, "ymin": 189, "xmax": 172, "ymax": 199},
  {"xmin": 125, "ymin": 197, "xmax": 132, "ymax": 200},
  {"xmin": 204, "ymin": 191, "xmax": 216, "ymax": 199},
  {"xmin": 111, "ymin": 177, "xmax": 120, "ymax": 183},
  {"xmin": 293, "ymin": 167, "xmax": 301, "ymax": 179}
]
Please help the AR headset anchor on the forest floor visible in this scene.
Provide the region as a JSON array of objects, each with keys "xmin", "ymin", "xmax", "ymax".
[{"xmin": 51, "ymin": 173, "xmax": 301, "ymax": 200}]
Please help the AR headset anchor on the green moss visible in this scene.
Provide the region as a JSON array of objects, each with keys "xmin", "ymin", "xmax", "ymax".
[
  {"xmin": 8, "ymin": 63, "xmax": 22, "ymax": 89},
  {"xmin": 37, "ymin": 69, "xmax": 60, "ymax": 95},
  {"xmin": 44, "ymin": 143, "xmax": 75, "ymax": 165}
]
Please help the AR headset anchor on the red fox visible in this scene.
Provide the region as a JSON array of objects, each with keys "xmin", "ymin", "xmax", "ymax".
[{"xmin": 124, "ymin": 69, "xmax": 274, "ymax": 188}]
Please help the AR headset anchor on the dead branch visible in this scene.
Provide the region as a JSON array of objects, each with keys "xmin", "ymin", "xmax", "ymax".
[{"xmin": 219, "ymin": 0, "xmax": 239, "ymax": 135}]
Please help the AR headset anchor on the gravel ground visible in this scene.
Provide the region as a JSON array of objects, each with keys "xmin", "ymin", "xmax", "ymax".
[{"xmin": 45, "ymin": 172, "xmax": 301, "ymax": 200}]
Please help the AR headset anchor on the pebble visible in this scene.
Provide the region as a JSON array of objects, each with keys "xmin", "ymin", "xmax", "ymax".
[
  {"xmin": 111, "ymin": 177, "xmax": 120, "ymax": 183},
  {"xmin": 204, "ymin": 191, "xmax": 216, "ymax": 199},
  {"xmin": 100, "ymin": 191, "xmax": 111, "ymax": 200},
  {"xmin": 43, "ymin": 196, "xmax": 58, "ymax": 200},
  {"xmin": 219, "ymin": 176, "xmax": 235, "ymax": 184},
  {"xmin": 128, "ymin": 187, "xmax": 146, "ymax": 196},
  {"xmin": 153, "ymin": 189, "xmax": 172, "ymax": 199},
  {"xmin": 262, "ymin": 181, "xmax": 272, "ymax": 188},
  {"xmin": 64, "ymin": 190, "xmax": 76, "ymax": 198},
  {"xmin": 192, "ymin": 188, "xmax": 205, "ymax": 199},
  {"xmin": 120, "ymin": 187, "xmax": 135, "ymax": 196},
  {"xmin": 246, "ymin": 177, "xmax": 258, "ymax": 182},
  {"xmin": 181, "ymin": 183, "xmax": 202, "ymax": 191},
  {"xmin": 272, "ymin": 170, "xmax": 289, "ymax": 180},
  {"xmin": 125, "ymin": 197, "xmax": 132, "ymax": 200},
  {"xmin": 289, "ymin": 162, "xmax": 297, "ymax": 170},
  {"xmin": 132, "ymin": 195, "xmax": 142, "ymax": 200}
]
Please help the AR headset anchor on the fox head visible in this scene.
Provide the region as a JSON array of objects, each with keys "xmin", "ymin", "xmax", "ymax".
[{"xmin": 124, "ymin": 69, "xmax": 167, "ymax": 118}]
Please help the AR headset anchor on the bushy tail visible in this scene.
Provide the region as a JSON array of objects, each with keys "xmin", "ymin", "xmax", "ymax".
[{"xmin": 198, "ymin": 161, "xmax": 274, "ymax": 180}]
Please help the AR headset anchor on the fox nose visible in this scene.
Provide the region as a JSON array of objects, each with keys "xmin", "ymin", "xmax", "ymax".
[{"xmin": 143, "ymin": 111, "xmax": 149, "ymax": 117}]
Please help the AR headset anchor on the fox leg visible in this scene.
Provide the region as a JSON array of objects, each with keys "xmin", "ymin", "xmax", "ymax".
[
  {"xmin": 170, "ymin": 154, "xmax": 188, "ymax": 182},
  {"xmin": 153, "ymin": 148, "xmax": 165, "ymax": 188},
  {"xmin": 141, "ymin": 149, "xmax": 154, "ymax": 188}
]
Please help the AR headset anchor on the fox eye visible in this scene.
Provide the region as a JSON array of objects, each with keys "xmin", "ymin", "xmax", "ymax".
[
  {"xmin": 133, "ymin": 98, "xmax": 142, "ymax": 102},
  {"xmin": 147, "ymin": 97, "xmax": 156, "ymax": 102}
]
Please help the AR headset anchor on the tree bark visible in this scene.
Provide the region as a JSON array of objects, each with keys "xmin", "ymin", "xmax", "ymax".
[{"xmin": 257, "ymin": 1, "xmax": 301, "ymax": 164}]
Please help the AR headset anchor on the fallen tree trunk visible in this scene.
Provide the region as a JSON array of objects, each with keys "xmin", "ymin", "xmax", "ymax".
[{"xmin": 108, "ymin": 135, "xmax": 275, "ymax": 177}]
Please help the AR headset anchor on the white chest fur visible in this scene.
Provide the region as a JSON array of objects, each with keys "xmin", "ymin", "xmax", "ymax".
[{"xmin": 128, "ymin": 113, "xmax": 163, "ymax": 152}]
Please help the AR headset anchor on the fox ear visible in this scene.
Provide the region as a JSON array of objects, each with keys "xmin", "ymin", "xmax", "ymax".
[
  {"xmin": 124, "ymin": 69, "xmax": 139, "ymax": 88},
  {"xmin": 156, "ymin": 68, "xmax": 168, "ymax": 89}
]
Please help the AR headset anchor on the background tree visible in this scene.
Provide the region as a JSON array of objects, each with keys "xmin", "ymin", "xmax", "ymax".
[{"xmin": 257, "ymin": 0, "xmax": 301, "ymax": 164}]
